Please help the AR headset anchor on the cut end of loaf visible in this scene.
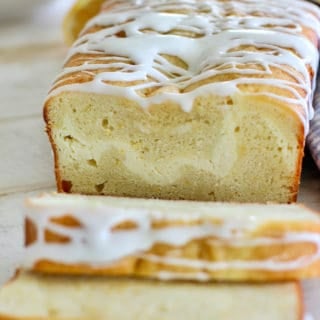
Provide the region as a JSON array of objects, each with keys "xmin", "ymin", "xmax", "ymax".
[{"xmin": 44, "ymin": 91, "xmax": 304, "ymax": 203}]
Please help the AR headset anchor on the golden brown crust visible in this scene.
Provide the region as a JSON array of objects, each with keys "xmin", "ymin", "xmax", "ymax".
[
  {"xmin": 296, "ymin": 282, "xmax": 305, "ymax": 320},
  {"xmin": 29, "ymin": 252, "xmax": 320, "ymax": 282},
  {"xmin": 290, "ymin": 123, "xmax": 306, "ymax": 203},
  {"xmin": 43, "ymin": 106, "xmax": 64, "ymax": 193}
]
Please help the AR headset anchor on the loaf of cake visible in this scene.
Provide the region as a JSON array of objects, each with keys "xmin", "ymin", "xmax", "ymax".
[
  {"xmin": 0, "ymin": 272, "xmax": 303, "ymax": 320},
  {"xmin": 24, "ymin": 193, "xmax": 320, "ymax": 281},
  {"xmin": 44, "ymin": 0, "xmax": 320, "ymax": 203}
]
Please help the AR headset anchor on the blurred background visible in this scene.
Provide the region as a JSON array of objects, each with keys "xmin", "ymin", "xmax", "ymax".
[
  {"xmin": 0, "ymin": 0, "xmax": 75, "ymax": 287},
  {"xmin": 0, "ymin": 0, "xmax": 75, "ymax": 121},
  {"xmin": 0, "ymin": 0, "xmax": 73, "ymax": 24}
]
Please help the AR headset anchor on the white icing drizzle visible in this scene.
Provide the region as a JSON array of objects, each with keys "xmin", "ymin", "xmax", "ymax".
[
  {"xmin": 24, "ymin": 194, "xmax": 320, "ymax": 274},
  {"xmin": 49, "ymin": 0, "xmax": 320, "ymax": 134}
]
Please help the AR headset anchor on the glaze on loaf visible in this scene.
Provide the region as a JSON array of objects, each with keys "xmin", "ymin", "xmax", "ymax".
[
  {"xmin": 24, "ymin": 194, "xmax": 320, "ymax": 281},
  {"xmin": 44, "ymin": 0, "xmax": 320, "ymax": 202}
]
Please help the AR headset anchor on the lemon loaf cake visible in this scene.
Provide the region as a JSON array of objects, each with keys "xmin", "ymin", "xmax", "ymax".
[
  {"xmin": 24, "ymin": 194, "xmax": 320, "ymax": 281},
  {"xmin": 44, "ymin": 0, "xmax": 320, "ymax": 202},
  {"xmin": 0, "ymin": 272, "xmax": 303, "ymax": 320}
]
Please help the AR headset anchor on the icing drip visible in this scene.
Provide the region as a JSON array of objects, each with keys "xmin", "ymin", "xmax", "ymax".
[
  {"xmin": 24, "ymin": 195, "xmax": 320, "ymax": 273},
  {"xmin": 49, "ymin": 0, "xmax": 320, "ymax": 134}
]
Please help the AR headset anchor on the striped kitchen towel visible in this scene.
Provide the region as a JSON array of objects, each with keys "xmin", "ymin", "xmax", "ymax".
[
  {"xmin": 308, "ymin": 77, "xmax": 320, "ymax": 170},
  {"xmin": 308, "ymin": 0, "xmax": 320, "ymax": 169}
]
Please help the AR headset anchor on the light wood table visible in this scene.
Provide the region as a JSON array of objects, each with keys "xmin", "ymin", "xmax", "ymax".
[
  {"xmin": 0, "ymin": 0, "xmax": 66, "ymax": 281},
  {"xmin": 0, "ymin": 3, "xmax": 319, "ymax": 319}
]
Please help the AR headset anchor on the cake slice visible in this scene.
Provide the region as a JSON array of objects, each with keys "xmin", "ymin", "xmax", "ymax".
[
  {"xmin": 25, "ymin": 193, "xmax": 320, "ymax": 281},
  {"xmin": 44, "ymin": 0, "xmax": 320, "ymax": 203},
  {"xmin": 0, "ymin": 272, "xmax": 303, "ymax": 320}
]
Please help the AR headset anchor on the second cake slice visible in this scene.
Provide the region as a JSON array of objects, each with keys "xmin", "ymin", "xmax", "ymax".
[{"xmin": 25, "ymin": 194, "xmax": 320, "ymax": 281}]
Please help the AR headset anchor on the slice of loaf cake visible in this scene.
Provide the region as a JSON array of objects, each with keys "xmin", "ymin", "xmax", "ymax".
[
  {"xmin": 44, "ymin": 0, "xmax": 320, "ymax": 202},
  {"xmin": 24, "ymin": 194, "xmax": 320, "ymax": 281},
  {"xmin": 0, "ymin": 272, "xmax": 303, "ymax": 320}
]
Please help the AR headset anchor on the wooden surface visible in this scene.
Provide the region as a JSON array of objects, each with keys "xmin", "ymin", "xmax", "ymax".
[
  {"xmin": 0, "ymin": 0, "xmax": 67, "ymax": 278},
  {"xmin": 0, "ymin": 2, "xmax": 319, "ymax": 319}
]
